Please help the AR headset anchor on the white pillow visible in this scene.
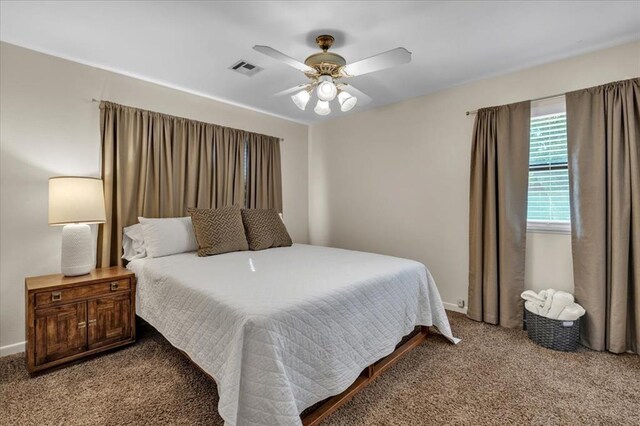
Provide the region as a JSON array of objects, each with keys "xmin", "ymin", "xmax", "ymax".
[
  {"xmin": 138, "ymin": 216, "xmax": 198, "ymax": 258},
  {"xmin": 122, "ymin": 224, "xmax": 147, "ymax": 261}
]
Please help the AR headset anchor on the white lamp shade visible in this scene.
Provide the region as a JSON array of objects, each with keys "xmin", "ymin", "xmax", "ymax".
[
  {"xmin": 338, "ymin": 91, "xmax": 358, "ymax": 112},
  {"xmin": 316, "ymin": 76, "xmax": 337, "ymax": 101},
  {"xmin": 291, "ymin": 90, "xmax": 311, "ymax": 110},
  {"xmin": 49, "ymin": 177, "xmax": 106, "ymax": 225},
  {"xmin": 314, "ymin": 100, "xmax": 331, "ymax": 116}
]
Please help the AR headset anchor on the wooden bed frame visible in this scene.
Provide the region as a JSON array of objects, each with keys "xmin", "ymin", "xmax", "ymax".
[
  {"xmin": 301, "ymin": 326, "xmax": 429, "ymax": 425},
  {"xmin": 153, "ymin": 319, "xmax": 429, "ymax": 425}
]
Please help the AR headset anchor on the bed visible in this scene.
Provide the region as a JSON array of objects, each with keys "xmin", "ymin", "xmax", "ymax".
[{"xmin": 127, "ymin": 243, "xmax": 457, "ymax": 426}]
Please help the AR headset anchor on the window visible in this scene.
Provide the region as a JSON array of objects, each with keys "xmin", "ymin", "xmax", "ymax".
[{"xmin": 527, "ymin": 97, "xmax": 570, "ymax": 233}]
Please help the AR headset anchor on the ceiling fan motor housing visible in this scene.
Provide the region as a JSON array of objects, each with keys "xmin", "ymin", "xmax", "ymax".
[{"xmin": 304, "ymin": 34, "xmax": 346, "ymax": 78}]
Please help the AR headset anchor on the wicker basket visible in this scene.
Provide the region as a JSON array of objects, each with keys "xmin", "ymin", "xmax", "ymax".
[{"xmin": 524, "ymin": 309, "xmax": 581, "ymax": 352}]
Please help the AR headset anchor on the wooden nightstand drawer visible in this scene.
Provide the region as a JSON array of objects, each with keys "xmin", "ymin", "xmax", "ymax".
[
  {"xmin": 35, "ymin": 278, "xmax": 130, "ymax": 307},
  {"xmin": 25, "ymin": 266, "xmax": 136, "ymax": 374}
]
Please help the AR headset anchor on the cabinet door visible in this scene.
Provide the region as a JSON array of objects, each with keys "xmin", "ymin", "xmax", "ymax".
[
  {"xmin": 88, "ymin": 292, "xmax": 132, "ymax": 349},
  {"xmin": 34, "ymin": 302, "xmax": 87, "ymax": 365}
]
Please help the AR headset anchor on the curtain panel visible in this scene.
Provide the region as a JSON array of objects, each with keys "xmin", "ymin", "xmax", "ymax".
[
  {"xmin": 566, "ymin": 78, "xmax": 639, "ymax": 354},
  {"xmin": 245, "ymin": 133, "xmax": 283, "ymax": 212},
  {"xmin": 97, "ymin": 101, "xmax": 282, "ymax": 267},
  {"xmin": 468, "ymin": 101, "xmax": 531, "ymax": 328}
]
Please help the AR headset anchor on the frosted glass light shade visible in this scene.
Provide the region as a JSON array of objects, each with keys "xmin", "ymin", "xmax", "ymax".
[
  {"xmin": 338, "ymin": 91, "xmax": 358, "ymax": 112},
  {"xmin": 49, "ymin": 177, "xmax": 106, "ymax": 225},
  {"xmin": 291, "ymin": 90, "xmax": 311, "ymax": 110},
  {"xmin": 314, "ymin": 100, "xmax": 331, "ymax": 116},
  {"xmin": 316, "ymin": 76, "xmax": 337, "ymax": 101}
]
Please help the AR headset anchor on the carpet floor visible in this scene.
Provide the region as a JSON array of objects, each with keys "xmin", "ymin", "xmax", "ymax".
[{"xmin": 1, "ymin": 312, "xmax": 638, "ymax": 425}]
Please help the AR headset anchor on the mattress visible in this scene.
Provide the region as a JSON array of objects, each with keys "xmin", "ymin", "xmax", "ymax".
[{"xmin": 128, "ymin": 244, "xmax": 457, "ymax": 426}]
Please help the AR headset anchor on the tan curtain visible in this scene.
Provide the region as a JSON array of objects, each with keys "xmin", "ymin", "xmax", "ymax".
[
  {"xmin": 468, "ymin": 101, "xmax": 531, "ymax": 328},
  {"xmin": 566, "ymin": 78, "xmax": 639, "ymax": 354},
  {"xmin": 97, "ymin": 101, "xmax": 247, "ymax": 267},
  {"xmin": 245, "ymin": 133, "xmax": 283, "ymax": 211},
  {"xmin": 215, "ymin": 127, "xmax": 246, "ymax": 207}
]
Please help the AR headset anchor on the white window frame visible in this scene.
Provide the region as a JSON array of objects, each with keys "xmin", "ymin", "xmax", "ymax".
[{"xmin": 527, "ymin": 96, "xmax": 571, "ymax": 234}]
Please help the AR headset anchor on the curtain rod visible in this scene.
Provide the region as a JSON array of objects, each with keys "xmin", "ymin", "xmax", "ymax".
[{"xmin": 466, "ymin": 93, "xmax": 565, "ymax": 116}]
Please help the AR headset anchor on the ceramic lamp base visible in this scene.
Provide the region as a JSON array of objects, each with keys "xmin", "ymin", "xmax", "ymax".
[{"xmin": 61, "ymin": 223, "xmax": 93, "ymax": 276}]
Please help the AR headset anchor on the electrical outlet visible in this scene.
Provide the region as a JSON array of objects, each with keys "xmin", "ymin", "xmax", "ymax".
[{"xmin": 457, "ymin": 299, "xmax": 466, "ymax": 308}]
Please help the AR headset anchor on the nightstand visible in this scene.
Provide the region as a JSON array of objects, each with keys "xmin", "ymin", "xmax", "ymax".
[{"xmin": 25, "ymin": 266, "xmax": 136, "ymax": 374}]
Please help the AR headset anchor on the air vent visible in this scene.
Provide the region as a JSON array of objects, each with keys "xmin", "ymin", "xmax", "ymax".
[{"xmin": 229, "ymin": 60, "xmax": 263, "ymax": 77}]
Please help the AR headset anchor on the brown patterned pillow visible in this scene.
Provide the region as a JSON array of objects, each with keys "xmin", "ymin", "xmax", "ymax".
[
  {"xmin": 187, "ymin": 206, "xmax": 248, "ymax": 256},
  {"xmin": 241, "ymin": 209, "xmax": 292, "ymax": 251}
]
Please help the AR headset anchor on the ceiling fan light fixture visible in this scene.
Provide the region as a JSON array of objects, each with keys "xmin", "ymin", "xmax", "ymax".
[
  {"xmin": 254, "ymin": 34, "xmax": 396, "ymax": 116},
  {"xmin": 316, "ymin": 75, "xmax": 337, "ymax": 101},
  {"xmin": 291, "ymin": 89, "xmax": 311, "ymax": 110},
  {"xmin": 314, "ymin": 100, "xmax": 331, "ymax": 116},
  {"xmin": 338, "ymin": 91, "xmax": 358, "ymax": 112}
]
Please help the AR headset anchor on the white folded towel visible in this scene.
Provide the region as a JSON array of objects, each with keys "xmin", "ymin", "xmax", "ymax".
[
  {"xmin": 539, "ymin": 289, "xmax": 556, "ymax": 317},
  {"xmin": 521, "ymin": 289, "xmax": 585, "ymax": 320},
  {"xmin": 524, "ymin": 300, "xmax": 542, "ymax": 315},
  {"xmin": 521, "ymin": 290, "xmax": 546, "ymax": 305},
  {"xmin": 546, "ymin": 291, "xmax": 574, "ymax": 319},
  {"xmin": 557, "ymin": 303, "xmax": 586, "ymax": 321}
]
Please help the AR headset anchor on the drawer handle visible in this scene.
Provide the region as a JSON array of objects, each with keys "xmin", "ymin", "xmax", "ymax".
[
  {"xmin": 110, "ymin": 281, "xmax": 119, "ymax": 291},
  {"xmin": 88, "ymin": 319, "xmax": 97, "ymax": 326},
  {"xmin": 52, "ymin": 291, "xmax": 62, "ymax": 302},
  {"xmin": 78, "ymin": 321, "xmax": 86, "ymax": 329}
]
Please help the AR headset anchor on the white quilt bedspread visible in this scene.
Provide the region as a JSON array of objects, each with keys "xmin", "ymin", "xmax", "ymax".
[{"xmin": 128, "ymin": 244, "xmax": 457, "ymax": 426}]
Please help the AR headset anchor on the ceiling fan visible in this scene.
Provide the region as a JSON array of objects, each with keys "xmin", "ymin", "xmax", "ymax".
[{"xmin": 253, "ymin": 35, "xmax": 411, "ymax": 116}]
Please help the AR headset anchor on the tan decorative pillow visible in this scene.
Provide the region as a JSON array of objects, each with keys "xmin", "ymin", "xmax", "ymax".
[
  {"xmin": 241, "ymin": 209, "xmax": 293, "ymax": 251},
  {"xmin": 188, "ymin": 206, "xmax": 248, "ymax": 256}
]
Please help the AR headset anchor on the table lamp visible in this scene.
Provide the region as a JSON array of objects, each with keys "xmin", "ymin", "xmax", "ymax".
[{"xmin": 48, "ymin": 177, "xmax": 106, "ymax": 276}]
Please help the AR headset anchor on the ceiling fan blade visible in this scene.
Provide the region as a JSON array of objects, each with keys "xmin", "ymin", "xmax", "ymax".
[
  {"xmin": 341, "ymin": 47, "xmax": 411, "ymax": 77},
  {"xmin": 253, "ymin": 45, "xmax": 316, "ymax": 74},
  {"xmin": 337, "ymin": 83, "xmax": 373, "ymax": 105},
  {"xmin": 273, "ymin": 84, "xmax": 312, "ymax": 97}
]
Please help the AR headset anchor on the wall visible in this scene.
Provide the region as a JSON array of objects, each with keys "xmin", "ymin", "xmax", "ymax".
[
  {"xmin": 0, "ymin": 42, "xmax": 309, "ymax": 354},
  {"xmin": 309, "ymin": 41, "xmax": 640, "ymax": 312}
]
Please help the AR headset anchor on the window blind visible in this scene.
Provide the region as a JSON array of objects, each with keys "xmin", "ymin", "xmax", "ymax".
[{"xmin": 527, "ymin": 112, "xmax": 570, "ymax": 222}]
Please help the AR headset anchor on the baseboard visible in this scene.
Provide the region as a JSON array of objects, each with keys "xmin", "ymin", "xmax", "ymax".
[
  {"xmin": 1, "ymin": 341, "xmax": 25, "ymax": 357},
  {"xmin": 443, "ymin": 302, "xmax": 467, "ymax": 314}
]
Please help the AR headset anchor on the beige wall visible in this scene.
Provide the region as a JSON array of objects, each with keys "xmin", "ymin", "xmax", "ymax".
[
  {"xmin": 309, "ymin": 41, "xmax": 640, "ymax": 311},
  {"xmin": 0, "ymin": 42, "xmax": 309, "ymax": 352}
]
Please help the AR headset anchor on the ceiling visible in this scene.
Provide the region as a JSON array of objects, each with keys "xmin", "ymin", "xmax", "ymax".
[{"xmin": 1, "ymin": 1, "xmax": 639, "ymax": 124}]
